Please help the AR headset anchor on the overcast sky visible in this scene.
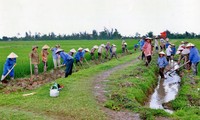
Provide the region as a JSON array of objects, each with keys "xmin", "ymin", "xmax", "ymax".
[{"xmin": 0, "ymin": 0, "xmax": 200, "ymax": 37}]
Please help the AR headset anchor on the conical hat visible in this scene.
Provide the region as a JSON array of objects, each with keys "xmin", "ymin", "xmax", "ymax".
[
  {"xmin": 112, "ymin": 44, "xmax": 116, "ymax": 47},
  {"xmin": 55, "ymin": 48, "xmax": 64, "ymax": 54},
  {"xmin": 7, "ymin": 52, "xmax": 18, "ymax": 58},
  {"xmin": 186, "ymin": 43, "xmax": 195, "ymax": 47},
  {"xmin": 42, "ymin": 45, "xmax": 50, "ymax": 49},
  {"xmin": 101, "ymin": 44, "xmax": 105, "ymax": 47},
  {"xmin": 70, "ymin": 48, "xmax": 76, "ymax": 53},
  {"xmin": 93, "ymin": 45, "xmax": 98, "ymax": 49},
  {"xmin": 145, "ymin": 37, "xmax": 153, "ymax": 40},
  {"xmin": 32, "ymin": 46, "xmax": 38, "ymax": 50},
  {"xmin": 159, "ymin": 51, "xmax": 165, "ymax": 55},
  {"xmin": 84, "ymin": 48, "xmax": 90, "ymax": 52},
  {"xmin": 78, "ymin": 47, "xmax": 83, "ymax": 51}
]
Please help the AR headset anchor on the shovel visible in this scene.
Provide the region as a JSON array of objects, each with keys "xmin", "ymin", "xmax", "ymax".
[
  {"xmin": 1, "ymin": 64, "xmax": 16, "ymax": 81},
  {"xmin": 168, "ymin": 61, "xmax": 190, "ymax": 76}
]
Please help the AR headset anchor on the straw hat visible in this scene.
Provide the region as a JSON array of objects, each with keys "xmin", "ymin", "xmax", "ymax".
[
  {"xmin": 124, "ymin": 42, "xmax": 127, "ymax": 45},
  {"xmin": 93, "ymin": 45, "xmax": 98, "ymax": 49},
  {"xmin": 55, "ymin": 48, "xmax": 64, "ymax": 54},
  {"xmin": 101, "ymin": 44, "xmax": 105, "ymax": 47},
  {"xmin": 145, "ymin": 37, "xmax": 153, "ymax": 40},
  {"xmin": 42, "ymin": 45, "xmax": 50, "ymax": 49},
  {"xmin": 70, "ymin": 48, "xmax": 76, "ymax": 53},
  {"xmin": 112, "ymin": 44, "xmax": 116, "ymax": 47},
  {"xmin": 32, "ymin": 46, "xmax": 38, "ymax": 50},
  {"xmin": 78, "ymin": 47, "xmax": 83, "ymax": 51},
  {"xmin": 7, "ymin": 52, "xmax": 18, "ymax": 58},
  {"xmin": 84, "ymin": 48, "xmax": 90, "ymax": 52},
  {"xmin": 171, "ymin": 44, "xmax": 175, "ymax": 46},
  {"xmin": 159, "ymin": 51, "xmax": 165, "ymax": 55},
  {"xmin": 186, "ymin": 43, "xmax": 195, "ymax": 47}
]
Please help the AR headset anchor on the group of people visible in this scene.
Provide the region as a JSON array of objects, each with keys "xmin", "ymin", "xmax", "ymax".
[
  {"xmin": 139, "ymin": 36, "xmax": 200, "ymax": 78},
  {"xmin": 1, "ymin": 38, "xmax": 199, "ymax": 82},
  {"xmin": 1, "ymin": 42, "xmax": 121, "ymax": 82}
]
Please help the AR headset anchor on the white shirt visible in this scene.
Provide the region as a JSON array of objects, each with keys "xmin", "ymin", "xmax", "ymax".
[
  {"xmin": 98, "ymin": 46, "xmax": 103, "ymax": 53},
  {"xmin": 182, "ymin": 48, "xmax": 190, "ymax": 55},
  {"xmin": 112, "ymin": 47, "xmax": 117, "ymax": 52},
  {"xmin": 166, "ymin": 47, "xmax": 172, "ymax": 56}
]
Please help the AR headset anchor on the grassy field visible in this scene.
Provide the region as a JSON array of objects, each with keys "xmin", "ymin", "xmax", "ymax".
[{"xmin": 0, "ymin": 40, "xmax": 138, "ymax": 78}]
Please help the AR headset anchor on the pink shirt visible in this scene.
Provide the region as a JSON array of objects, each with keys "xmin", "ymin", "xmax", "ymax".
[{"xmin": 142, "ymin": 42, "xmax": 152, "ymax": 56}]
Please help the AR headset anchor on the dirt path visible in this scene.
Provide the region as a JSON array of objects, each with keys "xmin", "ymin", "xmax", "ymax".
[{"xmin": 93, "ymin": 58, "xmax": 141, "ymax": 120}]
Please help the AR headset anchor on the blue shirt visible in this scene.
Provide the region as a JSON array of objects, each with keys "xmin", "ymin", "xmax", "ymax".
[
  {"xmin": 3, "ymin": 58, "xmax": 16, "ymax": 76},
  {"xmin": 171, "ymin": 47, "xmax": 176, "ymax": 55},
  {"xmin": 157, "ymin": 56, "xmax": 168, "ymax": 68},
  {"xmin": 189, "ymin": 47, "xmax": 200, "ymax": 64},
  {"xmin": 165, "ymin": 42, "xmax": 170, "ymax": 48},
  {"xmin": 82, "ymin": 50, "xmax": 86, "ymax": 57},
  {"xmin": 60, "ymin": 52, "xmax": 73, "ymax": 65},
  {"xmin": 140, "ymin": 39, "xmax": 145, "ymax": 50},
  {"xmin": 75, "ymin": 51, "xmax": 83, "ymax": 60},
  {"xmin": 51, "ymin": 48, "xmax": 58, "ymax": 59}
]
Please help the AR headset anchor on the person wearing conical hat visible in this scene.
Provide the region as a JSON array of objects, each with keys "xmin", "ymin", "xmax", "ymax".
[
  {"xmin": 90, "ymin": 45, "xmax": 98, "ymax": 60},
  {"xmin": 82, "ymin": 48, "xmax": 90, "ymax": 57},
  {"xmin": 139, "ymin": 37, "xmax": 145, "ymax": 60},
  {"xmin": 105, "ymin": 42, "xmax": 111, "ymax": 59},
  {"xmin": 30, "ymin": 46, "xmax": 39, "ymax": 76},
  {"xmin": 143, "ymin": 37, "xmax": 153, "ymax": 67},
  {"xmin": 186, "ymin": 43, "xmax": 200, "ymax": 76},
  {"xmin": 98, "ymin": 44, "xmax": 105, "ymax": 61},
  {"xmin": 1, "ymin": 52, "xmax": 18, "ymax": 82},
  {"xmin": 110, "ymin": 44, "xmax": 117, "ymax": 59},
  {"xmin": 56, "ymin": 49, "xmax": 74, "ymax": 78},
  {"xmin": 165, "ymin": 39, "xmax": 170, "ymax": 49},
  {"xmin": 51, "ymin": 45, "xmax": 61, "ymax": 69},
  {"xmin": 41, "ymin": 45, "xmax": 50, "ymax": 72},
  {"xmin": 160, "ymin": 37, "xmax": 166, "ymax": 51},
  {"xmin": 171, "ymin": 44, "xmax": 176, "ymax": 60},
  {"xmin": 75, "ymin": 47, "xmax": 84, "ymax": 65},
  {"xmin": 157, "ymin": 51, "xmax": 168, "ymax": 79},
  {"xmin": 166, "ymin": 45, "xmax": 172, "ymax": 62},
  {"xmin": 69, "ymin": 48, "xmax": 76, "ymax": 56}
]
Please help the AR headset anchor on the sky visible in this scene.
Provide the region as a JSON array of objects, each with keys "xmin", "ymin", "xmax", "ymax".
[{"xmin": 0, "ymin": 0, "xmax": 200, "ymax": 37}]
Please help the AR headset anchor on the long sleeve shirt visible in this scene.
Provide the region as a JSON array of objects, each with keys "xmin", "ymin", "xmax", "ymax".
[
  {"xmin": 142, "ymin": 42, "xmax": 152, "ymax": 56},
  {"xmin": 189, "ymin": 47, "xmax": 200, "ymax": 64},
  {"xmin": 60, "ymin": 52, "xmax": 73, "ymax": 65},
  {"xmin": 157, "ymin": 57, "xmax": 168, "ymax": 68},
  {"xmin": 140, "ymin": 39, "xmax": 145, "ymax": 50},
  {"xmin": 51, "ymin": 48, "xmax": 58, "ymax": 59},
  {"xmin": 171, "ymin": 47, "xmax": 176, "ymax": 55},
  {"xmin": 3, "ymin": 58, "xmax": 16, "ymax": 75},
  {"xmin": 166, "ymin": 47, "xmax": 172, "ymax": 56},
  {"xmin": 75, "ymin": 51, "xmax": 83, "ymax": 60}
]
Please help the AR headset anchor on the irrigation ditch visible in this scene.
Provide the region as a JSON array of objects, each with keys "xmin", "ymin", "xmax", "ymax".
[{"xmin": 96, "ymin": 53, "xmax": 195, "ymax": 120}]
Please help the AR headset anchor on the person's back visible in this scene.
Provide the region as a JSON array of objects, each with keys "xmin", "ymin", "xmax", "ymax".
[{"xmin": 189, "ymin": 47, "xmax": 200, "ymax": 63}]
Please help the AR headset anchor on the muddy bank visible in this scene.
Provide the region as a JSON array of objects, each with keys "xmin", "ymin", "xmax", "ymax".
[
  {"xmin": 93, "ymin": 58, "xmax": 141, "ymax": 120},
  {"xmin": 0, "ymin": 69, "xmax": 65, "ymax": 94}
]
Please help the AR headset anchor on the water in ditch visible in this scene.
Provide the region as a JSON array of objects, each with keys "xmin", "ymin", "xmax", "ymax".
[{"xmin": 149, "ymin": 61, "xmax": 181, "ymax": 114}]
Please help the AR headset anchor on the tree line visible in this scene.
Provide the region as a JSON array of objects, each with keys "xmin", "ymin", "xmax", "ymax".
[{"xmin": 1, "ymin": 28, "xmax": 200, "ymax": 41}]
